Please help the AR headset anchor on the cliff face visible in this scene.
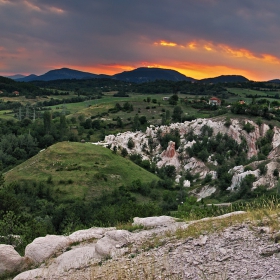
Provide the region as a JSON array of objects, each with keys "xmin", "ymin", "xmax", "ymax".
[{"xmin": 99, "ymin": 118, "xmax": 280, "ymax": 197}]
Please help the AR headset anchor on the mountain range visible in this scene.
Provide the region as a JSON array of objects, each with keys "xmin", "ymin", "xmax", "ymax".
[{"xmin": 5, "ymin": 67, "xmax": 278, "ymax": 84}]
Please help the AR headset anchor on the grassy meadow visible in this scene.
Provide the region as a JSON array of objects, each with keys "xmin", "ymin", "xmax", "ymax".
[{"xmin": 4, "ymin": 141, "xmax": 159, "ymax": 200}]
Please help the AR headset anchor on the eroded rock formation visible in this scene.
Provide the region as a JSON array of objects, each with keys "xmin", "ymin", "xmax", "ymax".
[
  {"xmin": 97, "ymin": 118, "xmax": 280, "ymax": 197},
  {"xmin": 8, "ymin": 212, "xmax": 280, "ymax": 280}
]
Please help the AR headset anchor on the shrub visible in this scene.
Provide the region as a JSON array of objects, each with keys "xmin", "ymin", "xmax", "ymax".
[
  {"xmin": 273, "ymin": 169, "xmax": 279, "ymax": 178},
  {"xmin": 127, "ymin": 138, "xmax": 135, "ymax": 149},
  {"xmin": 224, "ymin": 117, "xmax": 232, "ymax": 128},
  {"xmin": 258, "ymin": 162, "xmax": 267, "ymax": 175},
  {"xmin": 243, "ymin": 122, "xmax": 255, "ymax": 133},
  {"xmin": 244, "ymin": 166, "xmax": 253, "ymax": 172},
  {"xmin": 121, "ymin": 148, "xmax": 128, "ymax": 157}
]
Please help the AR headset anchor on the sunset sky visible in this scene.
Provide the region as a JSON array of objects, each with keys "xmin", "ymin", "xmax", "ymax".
[{"xmin": 1, "ymin": 0, "xmax": 280, "ymax": 81}]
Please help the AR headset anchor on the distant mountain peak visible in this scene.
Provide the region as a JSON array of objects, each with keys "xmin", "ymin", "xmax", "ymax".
[
  {"xmin": 16, "ymin": 68, "xmax": 97, "ymax": 82},
  {"xmin": 268, "ymin": 79, "xmax": 280, "ymax": 84},
  {"xmin": 199, "ymin": 75, "xmax": 249, "ymax": 83},
  {"xmin": 12, "ymin": 67, "xmax": 255, "ymax": 83},
  {"xmin": 6, "ymin": 74, "xmax": 26, "ymax": 80},
  {"xmin": 113, "ymin": 67, "xmax": 195, "ymax": 83}
]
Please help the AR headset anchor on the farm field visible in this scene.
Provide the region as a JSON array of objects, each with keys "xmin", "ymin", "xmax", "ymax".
[{"xmin": 226, "ymin": 87, "xmax": 280, "ymax": 103}]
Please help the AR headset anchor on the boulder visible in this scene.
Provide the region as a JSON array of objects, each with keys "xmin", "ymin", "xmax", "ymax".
[
  {"xmin": 95, "ymin": 230, "xmax": 131, "ymax": 257},
  {"xmin": 53, "ymin": 246, "xmax": 101, "ymax": 273},
  {"xmin": 183, "ymin": 180, "xmax": 191, "ymax": 188},
  {"xmin": 133, "ymin": 216, "xmax": 177, "ymax": 227},
  {"xmin": 68, "ymin": 227, "xmax": 115, "ymax": 243},
  {"xmin": 25, "ymin": 235, "xmax": 69, "ymax": 264},
  {"xmin": 0, "ymin": 244, "xmax": 23, "ymax": 276},
  {"xmin": 195, "ymin": 185, "xmax": 216, "ymax": 200},
  {"xmin": 13, "ymin": 268, "xmax": 45, "ymax": 280}
]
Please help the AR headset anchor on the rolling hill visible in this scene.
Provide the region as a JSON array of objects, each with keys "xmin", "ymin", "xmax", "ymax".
[
  {"xmin": 112, "ymin": 67, "xmax": 195, "ymax": 83},
  {"xmin": 199, "ymin": 75, "xmax": 249, "ymax": 83},
  {"xmin": 16, "ymin": 68, "xmax": 98, "ymax": 82},
  {"xmin": 14, "ymin": 67, "xmax": 195, "ymax": 83},
  {"xmin": 4, "ymin": 141, "xmax": 159, "ymax": 199},
  {"xmin": 268, "ymin": 79, "xmax": 280, "ymax": 84}
]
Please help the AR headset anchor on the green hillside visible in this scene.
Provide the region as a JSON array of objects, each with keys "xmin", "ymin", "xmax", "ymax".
[{"xmin": 5, "ymin": 141, "xmax": 159, "ymax": 199}]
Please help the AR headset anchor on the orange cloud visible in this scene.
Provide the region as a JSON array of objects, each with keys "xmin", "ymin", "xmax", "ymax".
[
  {"xmin": 154, "ymin": 39, "xmax": 280, "ymax": 66},
  {"xmin": 45, "ymin": 40, "xmax": 280, "ymax": 81},
  {"xmin": 204, "ymin": 45, "xmax": 213, "ymax": 51},
  {"xmin": 154, "ymin": 40, "xmax": 177, "ymax": 47},
  {"xmin": 188, "ymin": 42, "xmax": 197, "ymax": 49},
  {"xmin": 23, "ymin": 0, "xmax": 42, "ymax": 11},
  {"xmin": 145, "ymin": 62, "xmax": 245, "ymax": 80}
]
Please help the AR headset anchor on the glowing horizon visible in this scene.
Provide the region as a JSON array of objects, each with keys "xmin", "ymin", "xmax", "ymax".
[
  {"xmin": 6, "ymin": 62, "xmax": 273, "ymax": 82},
  {"xmin": 1, "ymin": 2, "xmax": 280, "ymax": 82}
]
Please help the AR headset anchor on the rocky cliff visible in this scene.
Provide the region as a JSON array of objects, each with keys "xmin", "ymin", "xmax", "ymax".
[{"xmin": 97, "ymin": 118, "xmax": 280, "ymax": 198}]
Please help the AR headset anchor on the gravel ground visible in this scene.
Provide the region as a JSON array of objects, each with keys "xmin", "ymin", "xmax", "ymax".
[{"xmin": 70, "ymin": 223, "xmax": 280, "ymax": 280}]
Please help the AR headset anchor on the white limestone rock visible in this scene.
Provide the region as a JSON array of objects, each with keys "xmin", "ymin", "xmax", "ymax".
[
  {"xmin": 68, "ymin": 227, "xmax": 115, "ymax": 243},
  {"xmin": 95, "ymin": 230, "xmax": 131, "ymax": 257},
  {"xmin": 196, "ymin": 185, "xmax": 216, "ymax": 200},
  {"xmin": 25, "ymin": 235, "xmax": 69, "ymax": 264},
  {"xmin": 253, "ymin": 161, "xmax": 280, "ymax": 189},
  {"xmin": 53, "ymin": 246, "xmax": 101, "ymax": 273},
  {"xmin": 228, "ymin": 169, "xmax": 259, "ymax": 191},
  {"xmin": 208, "ymin": 170, "xmax": 217, "ymax": 180},
  {"xmin": 175, "ymin": 175, "xmax": 181, "ymax": 184},
  {"xmin": 183, "ymin": 180, "xmax": 191, "ymax": 188},
  {"xmin": 184, "ymin": 157, "xmax": 209, "ymax": 178},
  {"xmin": 0, "ymin": 245, "xmax": 23, "ymax": 276},
  {"xmin": 13, "ymin": 268, "xmax": 45, "ymax": 280},
  {"xmin": 133, "ymin": 216, "xmax": 177, "ymax": 227}
]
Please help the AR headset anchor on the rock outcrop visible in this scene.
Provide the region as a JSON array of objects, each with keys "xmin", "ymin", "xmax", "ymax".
[
  {"xmin": 133, "ymin": 216, "xmax": 177, "ymax": 227},
  {"xmin": 95, "ymin": 230, "xmax": 131, "ymax": 257},
  {"xmin": 96, "ymin": 118, "xmax": 280, "ymax": 197},
  {"xmin": 12, "ymin": 216, "xmax": 186, "ymax": 280},
  {"xmin": 0, "ymin": 245, "xmax": 24, "ymax": 276},
  {"xmin": 25, "ymin": 235, "xmax": 69, "ymax": 264},
  {"xmin": 11, "ymin": 212, "xmax": 280, "ymax": 280}
]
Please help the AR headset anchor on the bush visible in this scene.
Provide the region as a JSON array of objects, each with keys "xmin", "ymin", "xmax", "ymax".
[
  {"xmin": 224, "ymin": 117, "xmax": 231, "ymax": 128},
  {"xmin": 243, "ymin": 122, "xmax": 255, "ymax": 133},
  {"xmin": 127, "ymin": 138, "xmax": 135, "ymax": 149},
  {"xmin": 273, "ymin": 169, "xmax": 279, "ymax": 178},
  {"xmin": 258, "ymin": 162, "xmax": 267, "ymax": 175},
  {"xmin": 121, "ymin": 148, "xmax": 128, "ymax": 157}
]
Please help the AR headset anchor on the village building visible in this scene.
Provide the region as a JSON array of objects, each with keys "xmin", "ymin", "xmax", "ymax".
[{"xmin": 209, "ymin": 97, "xmax": 221, "ymax": 106}]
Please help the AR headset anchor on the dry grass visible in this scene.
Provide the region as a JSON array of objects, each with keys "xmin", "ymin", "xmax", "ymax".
[{"xmin": 84, "ymin": 205, "xmax": 280, "ymax": 280}]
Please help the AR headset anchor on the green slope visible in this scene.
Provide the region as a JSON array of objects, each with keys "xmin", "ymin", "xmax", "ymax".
[{"xmin": 5, "ymin": 141, "xmax": 159, "ymax": 199}]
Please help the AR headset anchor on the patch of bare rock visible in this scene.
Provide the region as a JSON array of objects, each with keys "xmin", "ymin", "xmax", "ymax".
[
  {"xmin": 95, "ymin": 118, "xmax": 280, "ymax": 198},
  {"xmin": 3, "ymin": 212, "xmax": 280, "ymax": 279}
]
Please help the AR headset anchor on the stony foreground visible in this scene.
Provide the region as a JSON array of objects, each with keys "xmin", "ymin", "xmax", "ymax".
[
  {"xmin": 68, "ymin": 223, "xmax": 280, "ymax": 280},
  {"xmin": 5, "ymin": 212, "xmax": 280, "ymax": 280}
]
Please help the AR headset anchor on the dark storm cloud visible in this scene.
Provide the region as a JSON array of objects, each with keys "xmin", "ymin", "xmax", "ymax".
[
  {"xmin": 39, "ymin": 0, "xmax": 280, "ymax": 54},
  {"xmin": 0, "ymin": 0, "xmax": 280, "ymax": 76}
]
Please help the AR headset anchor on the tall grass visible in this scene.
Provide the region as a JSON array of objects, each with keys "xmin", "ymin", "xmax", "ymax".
[{"xmin": 173, "ymin": 195, "xmax": 280, "ymax": 221}]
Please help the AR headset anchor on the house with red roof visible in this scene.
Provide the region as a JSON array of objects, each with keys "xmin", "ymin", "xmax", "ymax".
[{"xmin": 209, "ymin": 97, "xmax": 221, "ymax": 106}]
